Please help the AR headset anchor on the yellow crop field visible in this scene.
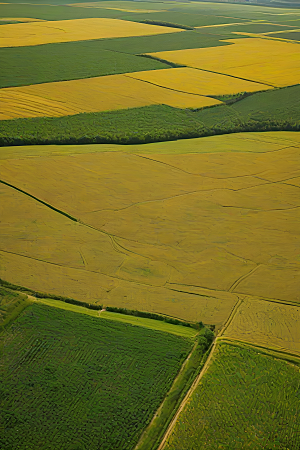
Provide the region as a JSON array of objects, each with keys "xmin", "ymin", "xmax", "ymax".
[
  {"xmin": 223, "ymin": 297, "xmax": 300, "ymax": 355},
  {"xmin": 0, "ymin": 74, "xmax": 221, "ymax": 120},
  {"xmin": 0, "ymin": 18, "xmax": 182, "ymax": 48},
  {"xmin": 127, "ymin": 67, "xmax": 273, "ymax": 96},
  {"xmin": 148, "ymin": 38, "xmax": 300, "ymax": 87},
  {"xmin": 0, "ymin": 132, "xmax": 299, "ymax": 309}
]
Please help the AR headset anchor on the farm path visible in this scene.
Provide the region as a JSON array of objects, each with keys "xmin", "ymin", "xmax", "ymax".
[{"xmin": 157, "ymin": 337, "xmax": 218, "ymax": 450}]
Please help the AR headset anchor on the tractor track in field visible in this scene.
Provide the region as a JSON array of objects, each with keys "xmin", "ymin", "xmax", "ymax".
[{"xmin": 157, "ymin": 337, "xmax": 218, "ymax": 450}]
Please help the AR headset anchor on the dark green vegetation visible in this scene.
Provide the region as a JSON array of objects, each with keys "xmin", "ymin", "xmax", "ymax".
[
  {"xmin": 0, "ymin": 32, "xmax": 230, "ymax": 88},
  {"xmin": 121, "ymin": 11, "xmax": 248, "ymax": 27},
  {"xmin": 0, "ymin": 286, "xmax": 31, "ymax": 330},
  {"xmin": 1, "ymin": 85, "xmax": 299, "ymax": 146},
  {"xmin": 267, "ymin": 31, "xmax": 300, "ymax": 40},
  {"xmin": 136, "ymin": 328, "xmax": 214, "ymax": 450},
  {"xmin": 0, "ymin": 44, "xmax": 169, "ymax": 89},
  {"xmin": 0, "ymin": 303, "xmax": 192, "ymax": 450},
  {"xmin": 164, "ymin": 342, "xmax": 300, "ymax": 450}
]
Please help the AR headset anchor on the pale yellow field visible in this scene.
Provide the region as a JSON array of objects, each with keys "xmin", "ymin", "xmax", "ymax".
[
  {"xmin": 127, "ymin": 67, "xmax": 273, "ymax": 97},
  {"xmin": 0, "ymin": 132, "xmax": 299, "ymax": 309},
  {"xmin": 222, "ymin": 297, "xmax": 300, "ymax": 355},
  {"xmin": 148, "ymin": 38, "xmax": 300, "ymax": 87},
  {"xmin": 0, "ymin": 74, "xmax": 221, "ymax": 120},
  {"xmin": 0, "ymin": 18, "xmax": 182, "ymax": 48}
]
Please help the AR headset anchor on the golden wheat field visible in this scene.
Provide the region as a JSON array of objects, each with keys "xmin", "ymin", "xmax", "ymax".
[
  {"xmin": 127, "ymin": 67, "xmax": 273, "ymax": 96},
  {"xmin": 222, "ymin": 297, "xmax": 300, "ymax": 355},
  {"xmin": 0, "ymin": 132, "xmax": 299, "ymax": 322},
  {"xmin": 0, "ymin": 74, "xmax": 221, "ymax": 120},
  {"xmin": 0, "ymin": 18, "xmax": 182, "ymax": 48},
  {"xmin": 149, "ymin": 38, "xmax": 300, "ymax": 87}
]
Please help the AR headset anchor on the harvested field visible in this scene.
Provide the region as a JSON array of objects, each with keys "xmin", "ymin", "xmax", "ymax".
[
  {"xmin": 163, "ymin": 343, "xmax": 300, "ymax": 449},
  {"xmin": 0, "ymin": 74, "xmax": 221, "ymax": 120},
  {"xmin": 149, "ymin": 38, "xmax": 300, "ymax": 87},
  {"xmin": 0, "ymin": 18, "xmax": 182, "ymax": 48},
  {"xmin": 0, "ymin": 132, "xmax": 299, "ymax": 312},
  {"xmin": 223, "ymin": 297, "xmax": 300, "ymax": 355},
  {"xmin": 127, "ymin": 67, "xmax": 272, "ymax": 96}
]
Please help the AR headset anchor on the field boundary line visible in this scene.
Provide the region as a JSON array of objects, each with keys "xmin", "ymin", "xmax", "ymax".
[
  {"xmin": 218, "ymin": 295, "xmax": 244, "ymax": 337},
  {"xmin": 228, "ymin": 263, "xmax": 262, "ymax": 292},
  {"xmin": 0, "ymin": 178, "xmax": 77, "ymax": 222},
  {"xmin": 157, "ymin": 337, "xmax": 217, "ymax": 450},
  {"xmin": 217, "ymin": 337, "xmax": 300, "ymax": 364}
]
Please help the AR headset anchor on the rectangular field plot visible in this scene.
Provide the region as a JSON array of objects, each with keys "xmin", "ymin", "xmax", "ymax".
[
  {"xmin": 0, "ymin": 43, "xmax": 170, "ymax": 88},
  {"xmin": 0, "ymin": 303, "xmax": 192, "ymax": 450},
  {"xmin": 0, "ymin": 18, "xmax": 182, "ymax": 48},
  {"xmin": 223, "ymin": 298, "xmax": 300, "ymax": 355},
  {"xmin": 0, "ymin": 74, "xmax": 221, "ymax": 120},
  {"xmin": 128, "ymin": 67, "xmax": 272, "ymax": 97},
  {"xmin": 164, "ymin": 343, "xmax": 300, "ymax": 450},
  {"xmin": 148, "ymin": 38, "xmax": 300, "ymax": 87}
]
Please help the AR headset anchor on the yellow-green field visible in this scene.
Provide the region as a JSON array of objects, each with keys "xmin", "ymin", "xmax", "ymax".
[
  {"xmin": 0, "ymin": 74, "xmax": 221, "ymax": 120},
  {"xmin": 0, "ymin": 131, "xmax": 299, "ymax": 330},
  {"xmin": 0, "ymin": 18, "xmax": 182, "ymax": 48},
  {"xmin": 222, "ymin": 297, "xmax": 300, "ymax": 355},
  {"xmin": 149, "ymin": 38, "xmax": 300, "ymax": 87}
]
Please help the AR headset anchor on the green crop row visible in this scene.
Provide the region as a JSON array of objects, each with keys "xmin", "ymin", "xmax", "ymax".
[
  {"xmin": 1, "ymin": 85, "xmax": 299, "ymax": 146},
  {"xmin": 0, "ymin": 303, "xmax": 192, "ymax": 450},
  {"xmin": 164, "ymin": 341, "xmax": 300, "ymax": 449},
  {"xmin": 0, "ymin": 32, "xmax": 229, "ymax": 88}
]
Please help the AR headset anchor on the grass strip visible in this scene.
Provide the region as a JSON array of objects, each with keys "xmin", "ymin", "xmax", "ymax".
[{"xmin": 135, "ymin": 328, "xmax": 214, "ymax": 450}]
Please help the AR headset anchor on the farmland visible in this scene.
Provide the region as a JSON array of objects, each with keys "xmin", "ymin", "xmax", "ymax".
[
  {"xmin": 0, "ymin": 302, "xmax": 193, "ymax": 450},
  {"xmin": 163, "ymin": 342, "xmax": 300, "ymax": 449},
  {"xmin": 1, "ymin": 84, "xmax": 299, "ymax": 146},
  {"xmin": 1, "ymin": 0, "xmax": 300, "ymax": 448},
  {"xmin": 0, "ymin": 18, "xmax": 182, "ymax": 48},
  {"xmin": 0, "ymin": 74, "xmax": 221, "ymax": 120},
  {"xmin": 149, "ymin": 38, "xmax": 300, "ymax": 87},
  {"xmin": 222, "ymin": 297, "xmax": 300, "ymax": 355}
]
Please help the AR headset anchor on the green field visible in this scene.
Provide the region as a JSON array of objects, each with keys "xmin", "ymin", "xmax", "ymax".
[
  {"xmin": 164, "ymin": 342, "xmax": 300, "ymax": 449},
  {"xmin": 0, "ymin": 32, "xmax": 231, "ymax": 88},
  {"xmin": 0, "ymin": 45, "xmax": 170, "ymax": 89},
  {"xmin": 0, "ymin": 302, "xmax": 193, "ymax": 450},
  {"xmin": 0, "ymin": 286, "xmax": 32, "ymax": 330},
  {"xmin": 267, "ymin": 31, "xmax": 300, "ymax": 40},
  {"xmin": 1, "ymin": 85, "xmax": 299, "ymax": 146}
]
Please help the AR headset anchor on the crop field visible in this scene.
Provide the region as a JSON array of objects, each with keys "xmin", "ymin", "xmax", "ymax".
[
  {"xmin": 0, "ymin": 32, "xmax": 233, "ymax": 88},
  {"xmin": 0, "ymin": 18, "xmax": 182, "ymax": 48},
  {"xmin": 149, "ymin": 38, "xmax": 300, "ymax": 87},
  {"xmin": 0, "ymin": 45, "xmax": 170, "ymax": 88},
  {"xmin": 0, "ymin": 74, "xmax": 221, "ymax": 120},
  {"xmin": 0, "ymin": 132, "xmax": 299, "ymax": 326},
  {"xmin": 128, "ymin": 67, "xmax": 273, "ymax": 97},
  {"xmin": 1, "ymin": 84, "xmax": 299, "ymax": 146},
  {"xmin": 163, "ymin": 342, "xmax": 300, "ymax": 449},
  {"xmin": 0, "ymin": 302, "xmax": 192, "ymax": 450},
  {"xmin": 222, "ymin": 297, "xmax": 300, "ymax": 355},
  {"xmin": 267, "ymin": 30, "xmax": 300, "ymax": 40},
  {"xmin": 0, "ymin": 286, "xmax": 31, "ymax": 329}
]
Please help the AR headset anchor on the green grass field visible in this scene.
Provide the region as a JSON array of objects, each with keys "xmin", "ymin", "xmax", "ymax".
[
  {"xmin": 164, "ymin": 342, "xmax": 300, "ymax": 449},
  {"xmin": 0, "ymin": 302, "xmax": 192, "ymax": 450},
  {"xmin": 1, "ymin": 85, "xmax": 299, "ymax": 146},
  {"xmin": 0, "ymin": 286, "xmax": 32, "ymax": 330},
  {"xmin": 0, "ymin": 44, "xmax": 170, "ymax": 89}
]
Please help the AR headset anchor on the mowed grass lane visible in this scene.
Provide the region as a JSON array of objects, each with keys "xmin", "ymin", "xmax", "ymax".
[
  {"xmin": 0, "ymin": 302, "xmax": 192, "ymax": 450},
  {"xmin": 163, "ymin": 342, "xmax": 300, "ymax": 450}
]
